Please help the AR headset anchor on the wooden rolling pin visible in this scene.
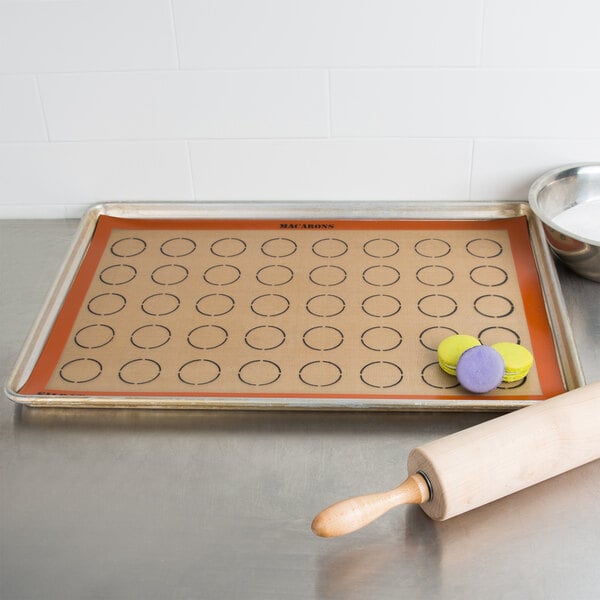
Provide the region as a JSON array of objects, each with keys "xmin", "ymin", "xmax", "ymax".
[{"xmin": 312, "ymin": 382, "xmax": 600, "ymax": 537}]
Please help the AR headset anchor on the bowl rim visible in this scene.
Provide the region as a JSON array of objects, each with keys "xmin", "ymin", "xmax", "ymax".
[{"xmin": 528, "ymin": 162, "xmax": 600, "ymax": 246}]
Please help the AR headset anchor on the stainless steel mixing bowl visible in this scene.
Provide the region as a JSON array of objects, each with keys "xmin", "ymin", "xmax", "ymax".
[{"xmin": 529, "ymin": 163, "xmax": 600, "ymax": 282}]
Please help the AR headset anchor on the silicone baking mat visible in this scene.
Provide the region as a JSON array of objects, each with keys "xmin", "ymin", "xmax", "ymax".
[{"xmin": 16, "ymin": 212, "xmax": 566, "ymax": 407}]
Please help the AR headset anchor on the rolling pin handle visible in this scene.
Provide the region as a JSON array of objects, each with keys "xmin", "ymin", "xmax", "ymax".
[{"xmin": 311, "ymin": 472, "xmax": 430, "ymax": 538}]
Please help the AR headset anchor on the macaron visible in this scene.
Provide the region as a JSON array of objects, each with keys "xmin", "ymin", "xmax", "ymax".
[
  {"xmin": 437, "ymin": 334, "xmax": 481, "ymax": 376},
  {"xmin": 456, "ymin": 345, "xmax": 505, "ymax": 394},
  {"xmin": 491, "ymin": 342, "xmax": 534, "ymax": 382}
]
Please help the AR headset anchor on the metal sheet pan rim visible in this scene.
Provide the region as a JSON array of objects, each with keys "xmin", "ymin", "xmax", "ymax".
[{"xmin": 5, "ymin": 200, "xmax": 584, "ymax": 412}]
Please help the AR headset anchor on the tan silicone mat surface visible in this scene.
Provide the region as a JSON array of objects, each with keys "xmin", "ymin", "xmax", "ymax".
[{"xmin": 20, "ymin": 216, "xmax": 565, "ymax": 402}]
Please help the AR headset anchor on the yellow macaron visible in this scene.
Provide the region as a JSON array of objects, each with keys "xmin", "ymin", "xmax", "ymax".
[
  {"xmin": 491, "ymin": 342, "xmax": 534, "ymax": 382},
  {"xmin": 437, "ymin": 334, "xmax": 481, "ymax": 376}
]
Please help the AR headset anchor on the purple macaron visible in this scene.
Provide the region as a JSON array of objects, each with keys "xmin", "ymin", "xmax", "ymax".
[{"xmin": 456, "ymin": 345, "xmax": 505, "ymax": 394}]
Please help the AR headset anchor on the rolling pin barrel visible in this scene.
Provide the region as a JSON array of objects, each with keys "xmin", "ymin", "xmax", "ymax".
[
  {"xmin": 312, "ymin": 382, "xmax": 600, "ymax": 537},
  {"xmin": 409, "ymin": 381, "xmax": 600, "ymax": 520}
]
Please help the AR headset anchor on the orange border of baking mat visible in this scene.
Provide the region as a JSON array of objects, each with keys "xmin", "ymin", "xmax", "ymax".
[{"xmin": 19, "ymin": 215, "xmax": 566, "ymax": 401}]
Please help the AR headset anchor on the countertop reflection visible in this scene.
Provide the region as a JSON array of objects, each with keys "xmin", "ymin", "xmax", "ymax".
[{"xmin": 1, "ymin": 219, "xmax": 598, "ymax": 600}]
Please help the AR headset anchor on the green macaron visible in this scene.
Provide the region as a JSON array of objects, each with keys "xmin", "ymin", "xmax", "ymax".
[
  {"xmin": 491, "ymin": 342, "xmax": 534, "ymax": 382},
  {"xmin": 437, "ymin": 334, "xmax": 481, "ymax": 376}
]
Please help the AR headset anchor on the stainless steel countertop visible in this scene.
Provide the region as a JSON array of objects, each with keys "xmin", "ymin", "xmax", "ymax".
[{"xmin": 1, "ymin": 219, "xmax": 599, "ymax": 600}]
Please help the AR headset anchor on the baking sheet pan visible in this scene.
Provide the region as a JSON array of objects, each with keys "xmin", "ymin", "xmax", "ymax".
[{"xmin": 5, "ymin": 201, "xmax": 583, "ymax": 410}]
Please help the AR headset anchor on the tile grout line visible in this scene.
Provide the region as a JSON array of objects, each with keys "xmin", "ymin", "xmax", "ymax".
[
  {"xmin": 468, "ymin": 139, "xmax": 476, "ymax": 200},
  {"xmin": 6, "ymin": 66, "xmax": 600, "ymax": 78},
  {"xmin": 326, "ymin": 70, "xmax": 333, "ymax": 138},
  {"xmin": 185, "ymin": 140, "xmax": 197, "ymax": 200},
  {"xmin": 5, "ymin": 136, "xmax": 600, "ymax": 146},
  {"xmin": 168, "ymin": 0, "xmax": 182, "ymax": 70},
  {"xmin": 33, "ymin": 75, "xmax": 51, "ymax": 142},
  {"xmin": 477, "ymin": 0, "xmax": 488, "ymax": 67}
]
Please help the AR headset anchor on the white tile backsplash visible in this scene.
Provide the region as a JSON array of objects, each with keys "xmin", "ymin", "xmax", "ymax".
[
  {"xmin": 471, "ymin": 140, "xmax": 600, "ymax": 200},
  {"xmin": 38, "ymin": 70, "xmax": 329, "ymax": 141},
  {"xmin": 173, "ymin": 0, "xmax": 483, "ymax": 68},
  {"xmin": 0, "ymin": 0, "xmax": 177, "ymax": 73},
  {"xmin": 482, "ymin": 0, "xmax": 600, "ymax": 67},
  {"xmin": 2, "ymin": 0, "xmax": 600, "ymax": 217},
  {"xmin": 331, "ymin": 69, "xmax": 600, "ymax": 139},
  {"xmin": 189, "ymin": 139, "xmax": 472, "ymax": 200},
  {"xmin": 331, "ymin": 70, "xmax": 478, "ymax": 138},
  {"xmin": 0, "ymin": 142, "xmax": 194, "ymax": 211},
  {"xmin": 0, "ymin": 76, "xmax": 47, "ymax": 142},
  {"xmin": 473, "ymin": 70, "xmax": 600, "ymax": 138}
]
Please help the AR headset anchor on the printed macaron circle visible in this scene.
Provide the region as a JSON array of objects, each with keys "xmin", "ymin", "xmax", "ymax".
[
  {"xmin": 360, "ymin": 361, "xmax": 403, "ymax": 388},
  {"xmin": 250, "ymin": 294, "xmax": 289, "ymax": 317},
  {"xmin": 118, "ymin": 359, "xmax": 161, "ymax": 385},
  {"xmin": 111, "ymin": 237, "xmax": 146, "ymax": 257},
  {"xmin": 419, "ymin": 326, "xmax": 459, "ymax": 351},
  {"xmin": 469, "ymin": 265, "xmax": 508, "ymax": 287},
  {"xmin": 203, "ymin": 264, "xmax": 241, "ymax": 286},
  {"xmin": 299, "ymin": 361, "xmax": 342, "ymax": 387},
  {"xmin": 415, "ymin": 238, "xmax": 451, "ymax": 258},
  {"xmin": 498, "ymin": 378, "xmax": 528, "ymax": 390},
  {"xmin": 360, "ymin": 327, "xmax": 402, "ymax": 351},
  {"xmin": 245, "ymin": 325, "xmax": 286, "ymax": 350},
  {"xmin": 312, "ymin": 238, "xmax": 348, "ymax": 258},
  {"xmin": 74, "ymin": 324, "xmax": 115, "ymax": 349},
  {"xmin": 256, "ymin": 265, "xmax": 294, "ymax": 286},
  {"xmin": 478, "ymin": 326, "xmax": 521, "ymax": 346},
  {"xmin": 309, "ymin": 265, "xmax": 347, "ymax": 287},
  {"xmin": 196, "ymin": 293, "xmax": 235, "ymax": 317},
  {"xmin": 87, "ymin": 293, "xmax": 126, "ymax": 316},
  {"xmin": 421, "ymin": 362, "xmax": 460, "ymax": 389},
  {"xmin": 178, "ymin": 359, "xmax": 221, "ymax": 385},
  {"xmin": 302, "ymin": 326, "xmax": 344, "ymax": 351},
  {"xmin": 416, "ymin": 265, "xmax": 454, "ymax": 286},
  {"xmin": 362, "ymin": 265, "xmax": 400, "ymax": 287},
  {"xmin": 466, "ymin": 238, "xmax": 503, "ymax": 258},
  {"xmin": 306, "ymin": 294, "xmax": 345, "ymax": 317},
  {"xmin": 160, "ymin": 237, "xmax": 196, "ymax": 257},
  {"xmin": 361, "ymin": 294, "xmax": 401, "ymax": 318},
  {"xmin": 474, "ymin": 294, "xmax": 514, "ymax": 318},
  {"xmin": 60, "ymin": 358, "xmax": 103, "ymax": 384},
  {"xmin": 141, "ymin": 293, "xmax": 181, "ymax": 316},
  {"xmin": 210, "ymin": 237, "xmax": 247, "ymax": 257},
  {"xmin": 99, "ymin": 264, "xmax": 137, "ymax": 285},
  {"xmin": 187, "ymin": 325, "xmax": 228, "ymax": 350},
  {"xmin": 261, "ymin": 238, "xmax": 297, "ymax": 258},
  {"xmin": 130, "ymin": 324, "xmax": 172, "ymax": 349},
  {"xmin": 238, "ymin": 360, "xmax": 282, "ymax": 386},
  {"xmin": 417, "ymin": 294, "xmax": 457, "ymax": 318},
  {"xmin": 151, "ymin": 264, "xmax": 189, "ymax": 286},
  {"xmin": 363, "ymin": 238, "xmax": 399, "ymax": 258}
]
